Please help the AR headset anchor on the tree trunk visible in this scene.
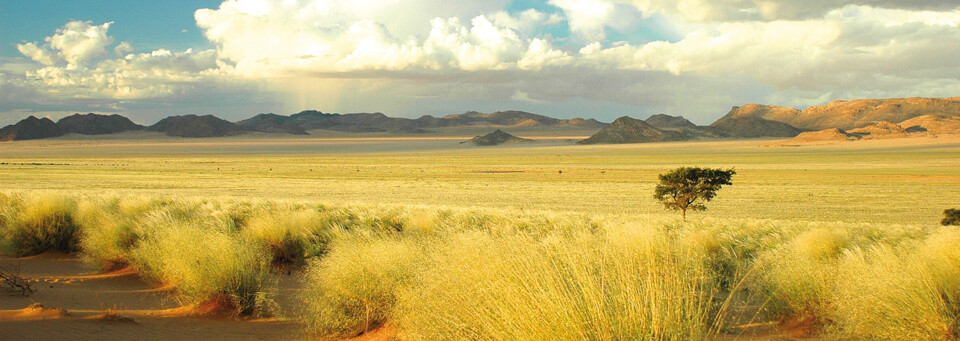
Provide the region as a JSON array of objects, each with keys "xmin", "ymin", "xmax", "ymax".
[{"xmin": 682, "ymin": 208, "xmax": 687, "ymax": 221}]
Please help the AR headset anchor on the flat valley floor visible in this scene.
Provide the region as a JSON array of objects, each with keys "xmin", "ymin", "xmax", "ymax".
[
  {"xmin": 2, "ymin": 131, "xmax": 958, "ymax": 225},
  {"xmin": 1, "ymin": 132, "xmax": 959, "ymax": 340}
]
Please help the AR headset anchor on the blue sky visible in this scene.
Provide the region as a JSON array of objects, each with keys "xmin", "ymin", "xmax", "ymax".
[
  {"xmin": 0, "ymin": 1, "xmax": 220, "ymax": 56},
  {"xmin": 0, "ymin": 0, "xmax": 958, "ymax": 125}
]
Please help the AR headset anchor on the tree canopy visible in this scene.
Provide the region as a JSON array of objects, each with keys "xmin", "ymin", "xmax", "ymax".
[
  {"xmin": 654, "ymin": 167, "xmax": 735, "ymax": 220},
  {"xmin": 944, "ymin": 209, "xmax": 960, "ymax": 226}
]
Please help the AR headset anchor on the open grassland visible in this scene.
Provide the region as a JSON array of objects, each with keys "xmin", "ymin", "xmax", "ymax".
[
  {"xmin": 1, "ymin": 134, "xmax": 958, "ymax": 225},
  {"xmin": 2, "ymin": 134, "xmax": 960, "ymax": 339},
  {"xmin": 1, "ymin": 192, "xmax": 959, "ymax": 340}
]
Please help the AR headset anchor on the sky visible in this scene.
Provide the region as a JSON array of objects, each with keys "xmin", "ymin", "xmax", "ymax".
[{"xmin": 1, "ymin": 0, "xmax": 959, "ymax": 126}]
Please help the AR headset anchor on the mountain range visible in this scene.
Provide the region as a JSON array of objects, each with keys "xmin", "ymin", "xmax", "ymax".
[
  {"xmin": 3, "ymin": 97, "xmax": 959, "ymax": 143},
  {"xmin": 0, "ymin": 113, "xmax": 143, "ymax": 141}
]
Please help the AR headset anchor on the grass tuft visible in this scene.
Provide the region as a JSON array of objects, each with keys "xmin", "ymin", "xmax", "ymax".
[
  {"xmin": 0, "ymin": 194, "xmax": 81, "ymax": 256},
  {"xmin": 298, "ymin": 235, "xmax": 424, "ymax": 338},
  {"xmin": 130, "ymin": 206, "xmax": 276, "ymax": 317}
]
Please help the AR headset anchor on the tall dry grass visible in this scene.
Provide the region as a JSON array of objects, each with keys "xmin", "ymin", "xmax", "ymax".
[
  {"xmin": 395, "ymin": 224, "xmax": 722, "ymax": 340},
  {"xmin": 0, "ymin": 193, "xmax": 82, "ymax": 256},
  {"xmin": 129, "ymin": 202, "xmax": 276, "ymax": 316},
  {"xmin": 2, "ymin": 191, "xmax": 959, "ymax": 338},
  {"xmin": 299, "ymin": 234, "xmax": 425, "ymax": 338}
]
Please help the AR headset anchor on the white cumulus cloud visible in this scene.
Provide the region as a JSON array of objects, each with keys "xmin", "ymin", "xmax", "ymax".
[
  {"xmin": 548, "ymin": 0, "xmax": 641, "ymax": 40},
  {"xmin": 17, "ymin": 21, "xmax": 114, "ymax": 67},
  {"xmin": 194, "ymin": 0, "xmax": 569, "ymax": 74}
]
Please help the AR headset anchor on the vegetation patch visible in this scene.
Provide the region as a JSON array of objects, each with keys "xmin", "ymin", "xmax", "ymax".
[{"xmin": 0, "ymin": 194, "xmax": 82, "ymax": 256}]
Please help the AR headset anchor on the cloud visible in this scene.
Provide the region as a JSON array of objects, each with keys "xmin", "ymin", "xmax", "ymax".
[
  {"xmin": 24, "ymin": 48, "xmax": 227, "ymax": 100},
  {"xmin": 568, "ymin": 5, "xmax": 960, "ymax": 108},
  {"xmin": 488, "ymin": 9, "xmax": 562, "ymax": 34},
  {"xmin": 617, "ymin": 0, "xmax": 960, "ymax": 21},
  {"xmin": 548, "ymin": 0, "xmax": 641, "ymax": 40},
  {"xmin": 16, "ymin": 43, "xmax": 63, "ymax": 66},
  {"xmin": 6, "ymin": 1, "xmax": 960, "ymax": 125},
  {"xmin": 114, "ymin": 42, "xmax": 134, "ymax": 57},
  {"xmin": 17, "ymin": 21, "xmax": 114, "ymax": 67},
  {"xmin": 6, "ymin": 20, "xmax": 263, "ymax": 120},
  {"xmin": 195, "ymin": 0, "xmax": 570, "ymax": 74}
]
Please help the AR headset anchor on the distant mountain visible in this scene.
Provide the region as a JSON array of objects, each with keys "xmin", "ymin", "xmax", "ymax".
[
  {"xmin": 148, "ymin": 115, "xmax": 249, "ymax": 138},
  {"xmin": 645, "ymin": 114, "xmax": 696, "ymax": 128},
  {"xmin": 723, "ymin": 97, "xmax": 960, "ymax": 131},
  {"xmin": 57, "ymin": 113, "xmax": 143, "ymax": 135},
  {"xmin": 848, "ymin": 121, "xmax": 910, "ymax": 139},
  {"xmin": 236, "ymin": 109, "xmax": 605, "ymax": 135},
  {"xmin": 710, "ymin": 115, "xmax": 803, "ymax": 138},
  {"xmin": 898, "ymin": 115, "xmax": 960, "ymax": 134},
  {"xmin": 236, "ymin": 113, "xmax": 307, "ymax": 135},
  {"xmin": 578, "ymin": 116, "xmax": 685, "ymax": 144},
  {"xmin": 254, "ymin": 110, "xmax": 425, "ymax": 133},
  {"xmin": 788, "ymin": 115, "xmax": 960, "ymax": 143},
  {"xmin": 0, "ymin": 116, "xmax": 64, "ymax": 141},
  {"xmin": 673, "ymin": 126, "xmax": 730, "ymax": 139},
  {"xmin": 461, "ymin": 129, "xmax": 533, "ymax": 146},
  {"xmin": 791, "ymin": 128, "xmax": 861, "ymax": 142},
  {"xmin": 418, "ymin": 110, "xmax": 606, "ymax": 129}
]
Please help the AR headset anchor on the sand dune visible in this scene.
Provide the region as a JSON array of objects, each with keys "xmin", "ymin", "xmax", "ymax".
[{"xmin": 0, "ymin": 252, "xmax": 303, "ymax": 340}]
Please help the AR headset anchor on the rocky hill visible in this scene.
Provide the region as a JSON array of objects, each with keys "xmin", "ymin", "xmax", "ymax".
[
  {"xmin": 57, "ymin": 113, "xmax": 143, "ymax": 135},
  {"xmin": 898, "ymin": 115, "xmax": 960, "ymax": 134},
  {"xmin": 461, "ymin": 129, "xmax": 533, "ymax": 146},
  {"xmin": 0, "ymin": 116, "xmax": 64, "ymax": 141},
  {"xmin": 710, "ymin": 116, "xmax": 803, "ymax": 138},
  {"xmin": 788, "ymin": 114, "xmax": 960, "ymax": 143},
  {"xmin": 847, "ymin": 121, "xmax": 910, "ymax": 139},
  {"xmin": 790, "ymin": 128, "xmax": 861, "ymax": 142},
  {"xmin": 147, "ymin": 115, "xmax": 249, "ymax": 138},
  {"xmin": 722, "ymin": 97, "xmax": 960, "ymax": 130},
  {"xmin": 236, "ymin": 113, "xmax": 307, "ymax": 135},
  {"xmin": 578, "ymin": 116, "xmax": 685, "ymax": 144},
  {"xmin": 235, "ymin": 109, "xmax": 604, "ymax": 135},
  {"xmin": 645, "ymin": 114, "xmax": 696, "ymax": 128}
]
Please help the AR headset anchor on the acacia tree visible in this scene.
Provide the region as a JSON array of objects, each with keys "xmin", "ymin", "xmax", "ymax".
[
  {"xmin": 944, "ymin": 209, "xmax": 960, "ymax": 226},
  {"xmin": 654, "ymin": 167, "xmax": 735, "ymax": 220}
]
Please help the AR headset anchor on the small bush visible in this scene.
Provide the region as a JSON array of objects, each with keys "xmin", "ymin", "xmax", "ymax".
[
  {"xmin": 130, "ymin": 208, "xmax": 275, "ymax": 317},
  {"xmin": 943, "ymin": 209, "xmax": 960, "ymax": 226},
  {"xmin": 1, "ymin": 194, "xmax": 81, "ymax": 256},
  {"xmin": 299, "ymin": 235, "xmax": 424, "ymax": 338},
  {"xmin": 76, "ymin": 198, "xmax": 144, "ymax": 270},
  {"xmin": 241, "ymin": 207, "xmax": 330, "ymax": 266}
]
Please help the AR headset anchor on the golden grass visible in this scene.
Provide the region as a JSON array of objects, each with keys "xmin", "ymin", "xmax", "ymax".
[
  {"xmin": 0, "ymin": 135, "xmax": 958, "ymax": 337},
  {"xmin": 1, "ymin": 191, "xmax": 959, "ymax": 338},
  {"xmin": 0, "ymin": 136, "xmax": 957, "ymax": 225},
  {"xmin": 0, "ymin": 193, "xmax": 81, "ymax": 256}
]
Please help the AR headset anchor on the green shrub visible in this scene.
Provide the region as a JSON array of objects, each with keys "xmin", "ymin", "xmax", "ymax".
[
  {"xmin": 943, "ymin": 209, "xmax": 960, "ymax": 226},
  {"xmin": 1, "ymin": 194, "xmax": 81, "ymax": 256}
]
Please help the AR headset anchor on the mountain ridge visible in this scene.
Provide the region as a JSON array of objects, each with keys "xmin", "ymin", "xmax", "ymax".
[{"xmin": 3, "ymin": 97, "xmax": 959, "ymax": 142}]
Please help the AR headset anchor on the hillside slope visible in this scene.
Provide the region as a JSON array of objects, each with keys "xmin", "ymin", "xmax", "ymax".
[
  {"xmin": 578, "ymin": 116, "xmax": 685, "ymax": 144},
  {"xmin": 723, "ymin": 97, "xmax": 960, "ymax": 130}
]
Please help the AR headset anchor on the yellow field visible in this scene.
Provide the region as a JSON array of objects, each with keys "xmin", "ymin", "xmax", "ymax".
[
  {"xmin": 2, "ymin": 132, "xmax": 958, "ymax": 225},
  {"xmin": 3, "ymin": 133, "xmax": 960, "ymax": 339}
]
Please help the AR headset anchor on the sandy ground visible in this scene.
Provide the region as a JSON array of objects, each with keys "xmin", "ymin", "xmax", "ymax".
[{"xmin": 0, "ymin": 252, "xmax": 311, "ymax": 341}]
